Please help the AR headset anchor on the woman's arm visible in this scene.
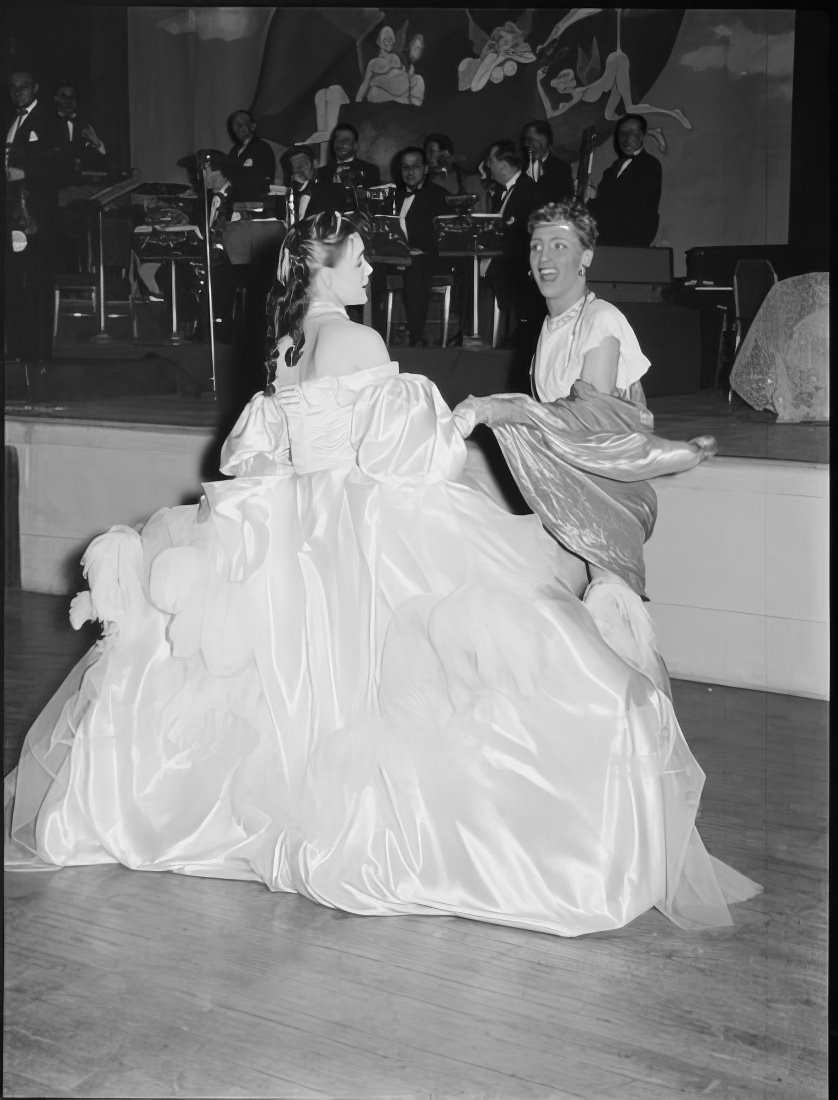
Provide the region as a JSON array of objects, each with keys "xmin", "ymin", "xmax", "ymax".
[{"xmin": 578, "ymin": 335, "xmax": 619, "ymax": 395}]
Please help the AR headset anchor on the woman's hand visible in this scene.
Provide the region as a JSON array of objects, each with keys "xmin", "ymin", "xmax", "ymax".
[
  {"xmin": 451, "ymin": 396, "xmax": 484, "ymax": 438},
  {"xmin": 452, "ymin": 393, "xmax": 533, "ymax": 435}
]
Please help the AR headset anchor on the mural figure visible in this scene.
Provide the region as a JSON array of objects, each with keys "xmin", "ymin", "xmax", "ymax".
[
  {"xmin": 536, "ymin": 9, "xmax": 691, "ymax": 139},
  {"xmin": 303, "ymin": 84, "xmax": 350, "ymax": 165},
  {"xmin": 356, "ymin": 22, "xmax": 426, "ymax": 106},
  {"xmin": 458, "ymin": 10, "xmax": 537, "ymax": 92},
  {"xmin": 406, "ymin": 34, "xmax": 426, "ymax": 106}
]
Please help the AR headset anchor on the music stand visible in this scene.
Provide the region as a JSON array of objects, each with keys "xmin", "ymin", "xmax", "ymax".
[{"xmin": 84, "ymin": 173, "xmax": 142, "ymax": 343}]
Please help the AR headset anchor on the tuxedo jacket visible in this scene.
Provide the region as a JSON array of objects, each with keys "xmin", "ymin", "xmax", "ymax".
[
  {"xmin": 56, "ymin": 115, "xmax": 109, "ymax": 182},
  {"xmin": 229, "ymin": 137, "xmax": 276, "ymax": 197},
  {"xmin": 591, "ymin": 148, "xmax": 662, "ymax": 247},
  {"xmin": 292, "ymin": 179, "xmax": 351, "ymax": 222},
  {"xmin": 532, "ymin": 152, "xmax": 573, "ymax": 205},
  {"xmin": 394, "ymin": 180, "xmax": 448, "ymax": 253},
  {"xmin": 325, "ymin": 157, "xmax": 381, "ymax": 188},
  {"xmin": 493, "ymin": 172, "xmax": 541, "ymax": 273},
  {"xmin": 5, "ymin": 101, "xmax": 63, "ymax": 204}
]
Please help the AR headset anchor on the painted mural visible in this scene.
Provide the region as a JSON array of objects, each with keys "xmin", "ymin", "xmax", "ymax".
[
  {"xmin": 252, "ymin": 8, "xmax": 689, "ymax": 174},
  {"xmin": 125, "ymin": 7, "xmax": 795, "ymax": 274}
]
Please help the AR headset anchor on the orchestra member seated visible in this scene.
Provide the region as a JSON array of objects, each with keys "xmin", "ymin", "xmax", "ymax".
[
  {"xmin": 520, "ymin": 119, "xmax": 573, "ymax": 205},
  {"xmin": 423, "ymin": 132, "xmax": 482, "ymax": 202},
  {"xmin": 483, "ymin": 138, "xmax": 543, "ymax": 350},
  {"xmin": 226, "ymin": 109, "xmax": 276, "ymax": 198},
  {"xmin": 53, "ymin": 82, "xmax": 110, "ymax": 273},
  {"xmin": 280, "ymin": 144, "xmax": 349, "ymax": 223},
  {"xmin": 325, "ymin": 122, "xmax": 381, "ymax": 187},
  {"xmin": 392, "ymin": 145, "xmax": 448, "ymax": 347},
  {"xmin": 588, "ymin": 114, "xmax": 662, "ymax": 247},
  {"xmin": 54, "ymin": 83, "xmax": 108, "ymax": 183}
]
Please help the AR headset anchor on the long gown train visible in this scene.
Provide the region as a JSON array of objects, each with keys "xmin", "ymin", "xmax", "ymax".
[{"xmin": 4, "ymin": 364, "xmax": 760, "ymax": 936}]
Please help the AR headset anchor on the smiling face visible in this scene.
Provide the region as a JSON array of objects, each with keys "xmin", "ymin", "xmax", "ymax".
[
  {"xmin": 231, "ymin": 112, "xmax": 255, "ymax": 146},
  {"xmin": 318, "ymin": 232, "xmax": 373, "ymax": 307},
  {"xmin": 333, "ymin": 127, "xmax": 357, "ymax": 163},
  {"xmin": 617, "ymin": 117, "xmax": 645, "ymax": 157},
  {"xmin": 54, "ymin": 85, "xmax": 78, "ymax": 118},
  {"xmin": 529, "ymin": 223, "xmax": 592, "ymax": 315},
  {"xmin": 400, "ymin": 151, "xmax": 427, "ymax": 190},
  {"xmin": 522, "ymin": 125, "xmax": 549, "ymax": 162}
]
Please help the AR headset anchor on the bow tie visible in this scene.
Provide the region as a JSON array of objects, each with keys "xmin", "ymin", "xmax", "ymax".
[{"xmin": 16, "ymin": 107, "xmax": 27, "ymax": 115}]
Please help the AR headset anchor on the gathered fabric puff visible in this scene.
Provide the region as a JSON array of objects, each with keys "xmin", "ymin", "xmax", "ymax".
[{"xmin": 5, "ymin": 364, "xmax": 760, "ymax": 937}]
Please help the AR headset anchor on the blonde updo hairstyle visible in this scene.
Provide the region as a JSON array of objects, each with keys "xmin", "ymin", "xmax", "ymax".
[{"xmin": 265, "ymin": 211, "xmax": 370, "ymax": 384}]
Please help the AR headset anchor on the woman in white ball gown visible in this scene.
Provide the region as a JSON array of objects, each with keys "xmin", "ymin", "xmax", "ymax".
[{"xmin": 5, "ymin": 210, "xmax": 759, "ymax": 936}]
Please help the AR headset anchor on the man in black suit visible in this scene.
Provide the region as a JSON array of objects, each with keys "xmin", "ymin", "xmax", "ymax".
[
  {"xmin": 392, "ymin": 145, "xmax": 448, "ymax": 346},
  {"xmin": 226, "ymin": 109, "xmax": 276, "ymax": 198},
  {"xmin": 5, "ymin": 69, "xmax": 63, "ymax": 359},
  {"xmin": 589, "ymin": 114, "xmax": 662, "ymax": 247},
  {"xmin": 54, "ymin": 83, "xmax": 108, "ymax": 183},
  {"xmin": 484, "ymin": 138, "xmax": 543, "ymax": 349},
  {"xmin": 326, "ymin": 122, "xmax": 381, "ymax": 188},
  {"xmin": 53, "ymin": 82, "xmax": 109, "ymax": 272},
  {"xmin": 521, "ymin": 119, "xmax": 573, "ymax": 205},
  {"xmin": 280, "ymin": 144, "xmax": 348, "ymax": 223}
]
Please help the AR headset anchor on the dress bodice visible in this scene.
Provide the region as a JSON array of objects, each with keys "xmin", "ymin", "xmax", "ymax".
[{"xmin": 219, "ymin": 363, "xmax": 467, "ymax": 485}]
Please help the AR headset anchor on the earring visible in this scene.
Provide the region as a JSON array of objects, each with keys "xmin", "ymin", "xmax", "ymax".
[{"xmin": 578, "ymin": 267, "xmax": 585, "ymax": 277}]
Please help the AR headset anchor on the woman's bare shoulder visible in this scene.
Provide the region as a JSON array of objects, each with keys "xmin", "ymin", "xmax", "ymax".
[{"xmin": 311, "ymin": 320, "xmax": 391, "ymax": 377}]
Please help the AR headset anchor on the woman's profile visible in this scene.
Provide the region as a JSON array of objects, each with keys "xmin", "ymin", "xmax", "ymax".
[{"xmin": 5, "ymin": 210, "xmax": 759, "ymax": 938}]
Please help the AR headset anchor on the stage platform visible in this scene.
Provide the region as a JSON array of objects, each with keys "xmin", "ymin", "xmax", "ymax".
[{"xmin": 5, "ymin": 349, "xmax": 829, "ymax": 700}]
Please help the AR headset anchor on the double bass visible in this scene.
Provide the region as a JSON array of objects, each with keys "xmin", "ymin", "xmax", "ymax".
[{"xmin": 573, "ymin": 126, "xmax": 598, "ymax": 204}]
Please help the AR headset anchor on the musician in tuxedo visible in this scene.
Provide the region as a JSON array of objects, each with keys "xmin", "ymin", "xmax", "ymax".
[
  {"xmin": 53, "ymin": 83, "xmax": 108, "ymax": 183},
  {"xmin": 392, "ymin": 145, "xmax": 448, "ymax": 346},
  {"xmin": 484, "ymin": 138, "xmax": 543, "ymax": 350},
  {"xmin": 589, "ymin": 114, "xmax": 662, "ymax": 247},
  {"xmin": 326, "ymin": 122, "xmax": 381, "ymax": 188},
  {"xmin": 5, "ymin": 69, "xmax": 63, "ymax": 359},
  {"xmin": 280, "ymin": 144, "xmax": 349, "ymax": 223},
  {"xmin": 226, "ymin": 109, "xmax": 276, "ymax": 197},
  {"xmin": 520, "ymin": 119, "xmax": 573, "ymax": 205}
]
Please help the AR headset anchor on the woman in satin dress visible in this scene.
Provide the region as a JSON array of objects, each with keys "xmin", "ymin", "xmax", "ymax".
[
  {"xmin": 455, "ymin": 201, "xmax": 718, "ymax": 696},
  {"xmin": 4, "ymin": 211, "xmax": 759, "ymax": 937}
]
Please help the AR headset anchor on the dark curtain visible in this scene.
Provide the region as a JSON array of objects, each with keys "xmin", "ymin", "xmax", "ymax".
[
  {"xmin": 788, "ymin": 10, "xmax": 829, "ymax": 248},
  {"xmin": 2, "ymin": 4, "xmax": 130, "ymax": 176}
]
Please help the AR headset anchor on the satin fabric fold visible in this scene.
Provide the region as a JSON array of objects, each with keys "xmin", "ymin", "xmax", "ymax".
[
  {"xmin": 491, "ymin": 381, "xmax": 708, "ymax": 597},
  {"xmin": 5, "ymin": 365, "xmax": 760, "ymax": 936}
]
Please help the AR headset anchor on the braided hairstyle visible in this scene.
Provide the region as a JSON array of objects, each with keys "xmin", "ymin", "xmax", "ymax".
[{"xmin": 264, "ymin": 210, "xmax": 371, "ymax": 391}]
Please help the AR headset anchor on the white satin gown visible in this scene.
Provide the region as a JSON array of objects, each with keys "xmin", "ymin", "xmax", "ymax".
[{"xmin": 4, "ymin": 363, "xmax": 760, "ymax": 936}]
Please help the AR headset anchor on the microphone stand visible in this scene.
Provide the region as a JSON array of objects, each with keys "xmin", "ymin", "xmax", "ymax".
[{"xmin": 202, "ymin": 183, "xmax": 217, "ymax": 395}]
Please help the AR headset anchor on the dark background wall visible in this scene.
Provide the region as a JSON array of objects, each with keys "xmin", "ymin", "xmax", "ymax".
[
  {"xmin": 3, "ymin": 3, "xmax": 130, "ymax": 175},
  {"xmin": 788, "ymin": 8, "xmax": 830, "ymax": 249}
]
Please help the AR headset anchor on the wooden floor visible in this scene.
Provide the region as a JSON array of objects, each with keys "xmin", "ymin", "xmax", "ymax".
[{"xmin": 3, "ymin": 590, "xmax": 829, "ymax": 1100}]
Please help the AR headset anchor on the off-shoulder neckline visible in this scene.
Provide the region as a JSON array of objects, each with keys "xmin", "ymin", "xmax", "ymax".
[{"xmin": 276, "ymin": 362, "xmax": 399, "ymax": 393}]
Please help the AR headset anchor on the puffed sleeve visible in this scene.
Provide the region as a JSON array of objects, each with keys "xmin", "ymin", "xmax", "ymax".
[
  {"xmin": 219, "ymin": 391, "xmax": 292, "ymax": 477},
  {"xmin": 350, "ymin": 373, "xmax": 468, "ymax": 485}
]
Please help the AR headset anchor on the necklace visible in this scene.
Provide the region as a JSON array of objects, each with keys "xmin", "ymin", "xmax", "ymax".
[{"xmin": 544, "ymin": 291, "xmax": 590, "ymax": 333}]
